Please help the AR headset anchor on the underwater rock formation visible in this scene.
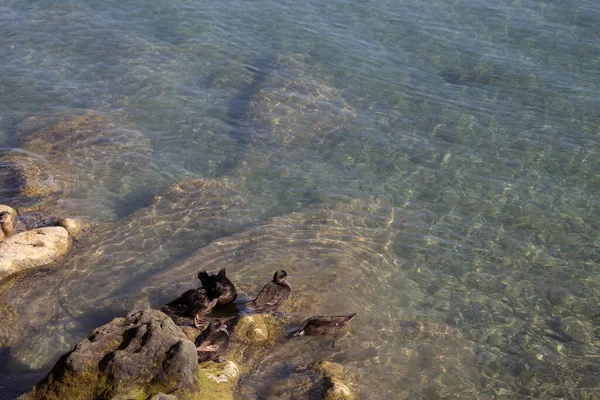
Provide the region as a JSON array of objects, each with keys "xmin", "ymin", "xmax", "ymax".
[
  {"xmin": 228, "ymin": 54, "xmax": 360, "ymax": 208},
  {"xmin": 247, "ymin": 54, "xmax": 355, "ymax": 148},
  {"xmin": 1, "ymin": 112, "xmax": 153, "ymax": 218}
]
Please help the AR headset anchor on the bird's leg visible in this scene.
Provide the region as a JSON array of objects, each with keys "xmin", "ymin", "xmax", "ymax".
[
  {"xmin": 194, "ymin": 315, "xmax": 210, "ymax": 329},
  {"xmin": 331, "ymin": 332, "xmax": 341, "ymax": 348},
  {"xmin": 214, "ymin": 356, "xmax": 228, "ymax": 363}
]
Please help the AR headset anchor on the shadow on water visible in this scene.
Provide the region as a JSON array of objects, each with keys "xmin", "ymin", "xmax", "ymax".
[
  {"xmin": 0, "ymin": 347, "xmax": 44, "ymax": 400},
  {"xmin": 214, "ymin": 54, "xmax": 277, "ymax": 177}
]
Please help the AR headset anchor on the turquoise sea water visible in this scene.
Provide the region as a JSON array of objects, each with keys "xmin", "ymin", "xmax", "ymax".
[{"xmin": 0, "ymin": 0, "xmax": 599, "ymax": 398}]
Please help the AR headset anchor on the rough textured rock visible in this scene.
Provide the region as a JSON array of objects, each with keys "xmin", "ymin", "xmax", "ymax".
[
  {"xmin": 150, "ymin": 393, "xmax": 179, "ymax": 400},
  {"xmin": 0, "ymin": 227, "xmax": 70, "ymax": 280},
  {"xmin": 324, "ymin": 378, "xmax": 355, "ymax": 400},
  {"xmin": 21, "ymin": 310, "xmax": 198, "ymax": 400}
]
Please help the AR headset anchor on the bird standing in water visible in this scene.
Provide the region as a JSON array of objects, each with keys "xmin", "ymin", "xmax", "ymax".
[
  {"xmin": 0, "ymin": 211, "xmax": 15, "ymax": 241},
  {"xmin": 195, "ymin": 319, "xmax": 230, "ymax": 363},
  {"xmin": 246, "ymin": 270, "xmax": 291, "ymax": 313},
  {"xmin": 289, "ymin": 313, "xmax": 356, "ymax": 348},
  {"xmin": 198, "ymin": 268, "xmax": 237, "ymax": 305}
]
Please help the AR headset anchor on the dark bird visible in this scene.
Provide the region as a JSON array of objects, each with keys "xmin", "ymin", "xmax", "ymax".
[
  {"xmin": 0, "ymin": 211, "xmax": 15, "ymax": 240},
  {"xmin": 163, "ymin": 282, "xmax": 223, "ymax": 327},
  {"xmin": 289, "ymin": 313, "xmax": 357, "ymax": 348},
  {"xmin": 195, "ymin": 319, "xmax": 230, "ymax": 363},
  {"xmin": 198, "ymin": 268, "xmax": 237, "ymax": 305},
  {"xmin": 246, "ymin": 270, "xmax": 291, "ymax": 313}
]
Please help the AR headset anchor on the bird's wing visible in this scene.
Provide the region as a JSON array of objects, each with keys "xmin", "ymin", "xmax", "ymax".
[
  {"xmin": 253, "ymin": 282, "xmax": 287, "ymax": 308},
  {"xmin": 196, "ymin": 332, "xmax": 228, "ymax": 352},
  {"xmin": 166, "ymin": 289, "xmax": 197, "ymax": 307}
]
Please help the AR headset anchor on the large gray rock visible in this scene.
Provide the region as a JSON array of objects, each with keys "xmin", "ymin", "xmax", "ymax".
[
  {"xmin": 21, "ymin": 310, "xmax": 198, "ymax": 400},
  {"xmin": 0, "ymin": 227, "xmax": 70, "ymax": 280}
]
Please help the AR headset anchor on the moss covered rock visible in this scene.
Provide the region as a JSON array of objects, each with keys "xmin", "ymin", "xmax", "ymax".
[
  {"xmin": 190, "ymin": 361, "xmax": 240, "ymax": 400},
  {"xmin": 57, "ymin": 217, "xmax": 93, "ymax": 240},
  {"xmin": 312, "ymin": 361, "xmax": 356, "ymax": 400},
  {"xmin": 232, "ymin": 314, "xmax": 271, "ymax": 343}
]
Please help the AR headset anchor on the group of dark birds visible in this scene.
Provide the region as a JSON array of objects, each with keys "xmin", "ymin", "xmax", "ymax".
[{"xmin": 161, "ymin": 269, "xmax": 356, "ymax": 363}]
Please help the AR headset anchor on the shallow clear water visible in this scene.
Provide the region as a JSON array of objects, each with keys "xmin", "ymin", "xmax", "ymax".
[{"xmin": 0, "ymin": 0, "xmax": 599, "ymax": 398}]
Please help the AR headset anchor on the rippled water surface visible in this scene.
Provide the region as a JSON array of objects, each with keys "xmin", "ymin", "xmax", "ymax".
[{"xmin": 1, "ymin": 0, "xmax": 599, "ymax": 398}]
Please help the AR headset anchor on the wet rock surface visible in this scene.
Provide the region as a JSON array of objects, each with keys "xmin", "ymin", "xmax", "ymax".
[
  {"xmin": 14, "ymin": 211, "xmax": 60, "ymax": 232},
  {"xmin": 20, "ymin": 310, "xmax": 198, "ymax": 400},
  {"xmin": 0, "ymin": 227, "xmax": 70, "ymax": 280}
]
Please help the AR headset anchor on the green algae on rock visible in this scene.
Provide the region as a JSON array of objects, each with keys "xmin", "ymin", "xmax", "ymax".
[{"xmin": 191, "ymin": 360, "xmax": 240, "ymax": 400}]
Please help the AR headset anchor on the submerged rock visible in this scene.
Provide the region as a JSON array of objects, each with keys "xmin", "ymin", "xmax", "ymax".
[
  {"xmin": 21, "ymin": 310, "xmax": 198, "ymax": 400},
  {"xmin": 0, "ymin": 301, "xmax": 24, "ymax": 348},
  {"xmin": 1, "ymin": 112, "xmax": 153, "ymax": 217},
  {"xmin": 312, "ymin": 361, "xmax": 356, "ymax": 400},
  {"xmin": 0, "ymin": 227, "xmax": 70, "ymax": 280},
  {"xmin": 14, "ymin": 211, "xmax": 60, "ymax": 232},
  {"xmin": 248, "ymin": 54, "xmax": 355, "ymax": 147}
]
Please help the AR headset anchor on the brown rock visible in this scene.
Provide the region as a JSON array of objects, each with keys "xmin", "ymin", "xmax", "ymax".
[{"xmin": 22, "ymin": 310, "xmax": 198, "ymax": 400}]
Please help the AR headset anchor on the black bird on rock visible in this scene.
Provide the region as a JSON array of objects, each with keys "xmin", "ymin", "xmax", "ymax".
[
  {"xmin": 163, "ymin": 282, "xmax": 223, "ymax": 327},
  {"xmin": 198, "ymin": 268, "xmax": 237, "ymax": 305},
  {"xmin": 246, "ymin": 270, "xmax": 291, "ymax": 313},
  {"xmin": 289, "ymin": 313, "xmax": 357, "ymax": 348},
  {"xmin": 195, "ymin": 319, "xmax": 230, "ymax": 363}
]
